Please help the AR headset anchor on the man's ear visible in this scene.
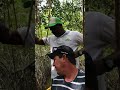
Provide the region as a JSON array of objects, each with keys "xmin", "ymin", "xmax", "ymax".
[{"xmin": 62, "ymin": 54, "xmax": 68, "ymax": 62}]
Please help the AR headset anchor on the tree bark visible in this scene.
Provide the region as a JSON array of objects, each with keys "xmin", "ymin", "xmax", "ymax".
[{"xmin": 115, "ymin": 0, "xmax": 120, "ymax": 88}]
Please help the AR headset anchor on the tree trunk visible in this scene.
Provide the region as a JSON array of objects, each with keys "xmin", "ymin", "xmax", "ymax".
[{"xmin": 115, "ymin": 0, "xmax": 120, "ymax": 88}]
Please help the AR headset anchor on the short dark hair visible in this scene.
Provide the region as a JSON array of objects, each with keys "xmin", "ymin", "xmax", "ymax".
[
  {"xmin": 55, "ymin": 52, "xmax": 76, "ymax": 65},
  {"xmin": 66, "ymin": 55, "xmax": 76, "ymax": 65}
]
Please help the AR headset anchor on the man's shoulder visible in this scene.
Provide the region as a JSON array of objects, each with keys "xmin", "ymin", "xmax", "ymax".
[
  {"xmin": 67, "ymin": 30, "xmax": 82, "ymax": 36},
  {"xmin": 52, "ymin": 76, "xmax": 64, "ymax": 84},
  {"xmin": 53, "ymin": 75, "xmax": 64, "ymax": 80},
  {"xmin": 73, "ymin": 70, "xmax": 85, "ymax": 85},
  {"xmin": 68, "ymin": 30, "xmax": 80, "ymax": 33},
  {"xmin": 76, "ymin": 70, "xmax": 85, "ymax": 78},
  {"xmin": 43, "ymin": 35, "xmax": 56, "ymax": 39}
]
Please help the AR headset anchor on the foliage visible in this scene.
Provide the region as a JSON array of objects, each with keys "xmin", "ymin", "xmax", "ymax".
[
  {"xmin": 38, "ymin": 0, "xmax": 83, "ymax": 38},
  {"xmin": 0, "ymin": 0, "xmax": 34, "ymax": 30},
  {"xmin": 0, "ymin": 43, "xmax": 36, "ymax": 90},
  {"xmin": 85, "ymin": 0, "xmax": 115, "ymax": 17},
  {"xmin": 35, "ymin": 45, "xmax": 51, "ymax": 90}
]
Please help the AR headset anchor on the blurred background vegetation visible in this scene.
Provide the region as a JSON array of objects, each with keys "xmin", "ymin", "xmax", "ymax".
[{"xmin": 0, "ymin": 0, "xmax": 119, "ymax": 90}]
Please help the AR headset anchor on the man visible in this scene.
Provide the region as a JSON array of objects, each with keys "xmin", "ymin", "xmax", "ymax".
[
  {"xmin": 47, "ymin": 45, "xmax": 85, "ymax": 90},
  {"xmin": 71, "ymin": 11, "xmax": 120, "ymax": 90},
  {"xmin": 83, "ymin": 12, "xmax": 116, "ymax": 90},
  {"xmin": 36, "ymin": 17, "xmax": 83, "ymax": 78}
]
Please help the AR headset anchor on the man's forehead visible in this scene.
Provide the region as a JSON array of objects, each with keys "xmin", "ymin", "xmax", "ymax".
[{"xmin": 53, "ymin": 55, "xmax": 61, "ymax": 59}]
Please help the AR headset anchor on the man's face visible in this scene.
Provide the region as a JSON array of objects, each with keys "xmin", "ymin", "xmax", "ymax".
[
  {"xmin": 49, "ymin": 24, "xmax": 62, "ymax": 37},
  {"xmin": 53, "ymin": 55, "xmax": 65, "ymax": 76}
]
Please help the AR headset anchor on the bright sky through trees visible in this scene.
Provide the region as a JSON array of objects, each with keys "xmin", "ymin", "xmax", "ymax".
[{"xmin": 40, "ymin": 0, "xmax": 72, "ymax": 6}]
